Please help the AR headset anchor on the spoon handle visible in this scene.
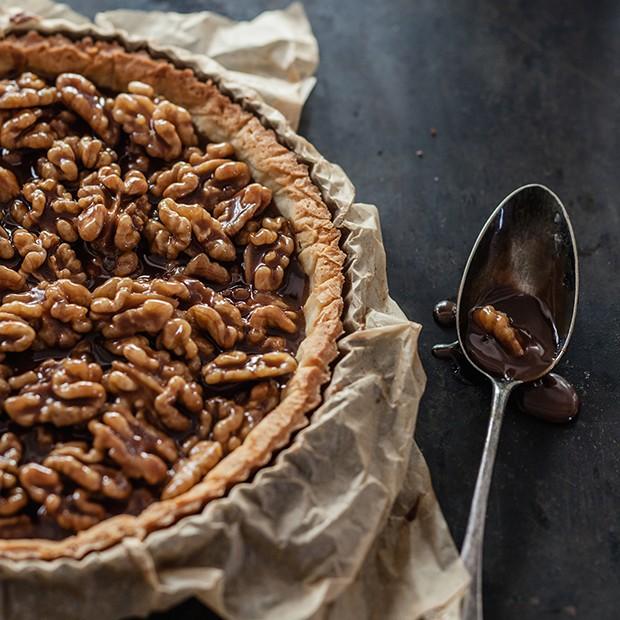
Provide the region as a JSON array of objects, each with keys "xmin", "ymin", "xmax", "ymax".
[{"xmin": 460, "ymin": 381, "xmax": 513, "ymax": 620}]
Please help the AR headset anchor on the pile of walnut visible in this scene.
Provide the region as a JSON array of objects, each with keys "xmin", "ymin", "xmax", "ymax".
[{"xmin": 0, "ymin": 72, "xmax": 303, "ymax": 537}]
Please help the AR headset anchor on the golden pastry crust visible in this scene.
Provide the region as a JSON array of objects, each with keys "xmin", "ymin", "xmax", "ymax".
[{"xmin": 0, "ymin": 31, "xmax": 344, "ymax": 560}]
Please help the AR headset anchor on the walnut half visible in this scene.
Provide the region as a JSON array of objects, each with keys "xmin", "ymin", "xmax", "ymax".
[
  {"xmin": 472, "ymin": 305, "xmax": 524, "ymax": 357},
  {"xmin": 162, "ymin": 440, "xmax": 222, "ymax": 499},
  {"xmin": 242, "ymin": 216, "xmax": 295, "ymax": 291},
  {"xmin": 4, "ymin": 358, "xmax": 105, "ymax": 427},
  {"xmin": 89, "ymin": 405, "xmax": 178, "ymax": 484},
  {"xmin": 0, "ymin": 73, "xmax": 57, "ymax": 109},
  {"xmin": 203, "ymin": 350, "xmax": 297, "ymax": 384},
  {"xmin": 57, "ymin": 73, "xmax": 119, "ymax": 145},
  {"xmin": 112, "ymin": 82, "xmax": 197, "ymax": 160}
]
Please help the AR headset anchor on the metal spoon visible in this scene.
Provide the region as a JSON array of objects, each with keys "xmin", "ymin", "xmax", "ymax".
[{"xmin": 457, "ymin": 184, "xmax": 579, "ymax": 620}]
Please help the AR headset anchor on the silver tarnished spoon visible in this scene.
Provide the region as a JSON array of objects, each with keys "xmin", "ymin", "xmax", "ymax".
[{"xmin": 456, "ymin": 184, "xmax": 579, "ymax": 620}]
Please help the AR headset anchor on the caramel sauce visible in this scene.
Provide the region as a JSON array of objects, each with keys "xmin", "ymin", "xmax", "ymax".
[
  {"xmin": 516, "ymin": 373, "xmax": 579, "ymax": 423},
  {"xmin": 433, "ymin": 299, "xmax": 457, "ymax": 328},
  {"xmin": 464, "ymin": 286, "xmax": 558, "ymax": 382},
  {"xmin": 432, "ymin": 290, "xmax": 580, "ymax": 423}
]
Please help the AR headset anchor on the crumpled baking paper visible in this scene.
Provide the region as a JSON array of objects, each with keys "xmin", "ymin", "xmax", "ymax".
[{"xmin": 0, "ymin": 2, "xmax": 469, "ymax": 619}]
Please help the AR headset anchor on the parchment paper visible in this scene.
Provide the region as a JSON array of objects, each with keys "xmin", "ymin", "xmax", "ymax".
[{"xmin": 0, "ymin": 3, "xmax": 469, "ymax": 619}]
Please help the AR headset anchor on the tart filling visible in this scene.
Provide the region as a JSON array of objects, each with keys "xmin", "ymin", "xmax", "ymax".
[
  {"xmin": 0, "ymin": 31, "xmax": 343, "ymax": 560},
  {"xmin": 0, "ymin": 71, "xmax": 309, "ymax": 540}
]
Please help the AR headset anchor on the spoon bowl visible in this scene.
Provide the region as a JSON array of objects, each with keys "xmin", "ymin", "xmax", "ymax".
[
  {"xmin": 457, "ymin": 184, "xmax": 579, "ymax": 620},
  {"xmin": 457, "ymin": 183, "xmax": 579, "ymax": 383}
]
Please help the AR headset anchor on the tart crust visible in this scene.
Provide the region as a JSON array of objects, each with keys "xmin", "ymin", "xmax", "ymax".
[{"xmin": 0, "ymin": 31, "xmax": 344, "ymax": 560}]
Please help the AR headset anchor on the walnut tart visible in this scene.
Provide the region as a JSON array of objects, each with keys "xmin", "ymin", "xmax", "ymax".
[{"xmin": 0, "ymin": 31, "xmax": 344, "ymax": 560}]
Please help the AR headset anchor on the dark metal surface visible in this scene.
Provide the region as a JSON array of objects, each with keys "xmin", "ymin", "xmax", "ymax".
[{"xmin": 60, "ymin": 1, "xmax": 620, "ymax": 618}]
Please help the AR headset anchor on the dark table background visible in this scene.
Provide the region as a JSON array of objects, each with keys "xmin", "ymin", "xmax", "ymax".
[{"xmin": 60, "ymin": 1, "xmax": 620, "ymax": 618}]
